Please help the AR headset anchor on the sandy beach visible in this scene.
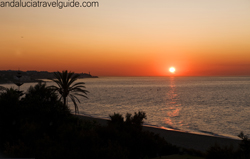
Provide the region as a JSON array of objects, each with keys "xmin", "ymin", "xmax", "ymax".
[{"xmin": 76, "ymin": 115, "xmax": 241, "ymax": 153}]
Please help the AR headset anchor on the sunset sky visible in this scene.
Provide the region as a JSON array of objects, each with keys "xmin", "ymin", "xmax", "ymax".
[{"xmin": 1, "ymin": 0, "xmax": 250, "ymax": 76}]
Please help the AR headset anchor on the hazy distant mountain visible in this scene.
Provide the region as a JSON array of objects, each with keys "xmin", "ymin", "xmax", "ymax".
[{"xmin": 0, "ymin": 70, "xmax": 97, "ymax": 84}]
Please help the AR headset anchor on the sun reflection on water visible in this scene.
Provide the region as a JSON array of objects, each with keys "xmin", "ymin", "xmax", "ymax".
[{"xmin": 164, "ymin": 77, "xmax": 182, "ymax": 128}]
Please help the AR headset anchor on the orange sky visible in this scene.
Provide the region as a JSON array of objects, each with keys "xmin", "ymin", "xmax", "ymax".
[{"xmin": 1, "ymin": 0, "xmax": 250, "ymax": 76}]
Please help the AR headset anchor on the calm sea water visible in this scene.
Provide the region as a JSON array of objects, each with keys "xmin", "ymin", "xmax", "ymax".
[{"xmin": 2, "ymin": 76, "xmax": 250, "ymax": 139}]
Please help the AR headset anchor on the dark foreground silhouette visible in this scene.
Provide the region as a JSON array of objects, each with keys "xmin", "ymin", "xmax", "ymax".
[
  {"xmin": 0, "ymin": 83, "xmax": 249, "ymax": 159},
  {"xmin": 0, "ymin": 83, "xmax": 180, "ymax": 158}
]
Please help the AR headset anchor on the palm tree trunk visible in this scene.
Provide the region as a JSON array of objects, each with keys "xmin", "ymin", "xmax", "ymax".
[{"xmin": 63, "ymin": 96, "xmax": 66, "ymax": 106}]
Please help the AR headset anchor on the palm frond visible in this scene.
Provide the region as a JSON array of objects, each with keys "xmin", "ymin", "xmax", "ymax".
[
  {"xmin": 72, "ymin": 93, "xmax": 88, "ymax": 99},
  {"xmin": 67, "ymin": 73, "xmax": 78, "ymax": 87},
  {"xmin": 71, "ymin": 94, "xmax": 81, "ymax": 103},
  {"xmin": 69, "ymin": 86, "xmax": 87, "ymax": 92},
  {"xmin": 71, "ymin": 87, "xmax": 89, "ymax": 92},
  {"xmin": 70, "ymin": 80, "xmax": 85, "ymax": 85},
  {"xmin": 69, "ymin": 94, "xmax": 79, "ymax": 114},
  {"xmin": 71, "ymin": 90, "xmax": 89, "ymax": 97},
  {"xmin": 70, "ymin": 82, "xmax": 86, "ymax": 88},
  {"xmin": 54, "ymin": 72, "xmax": 63, "ymax": 84}
]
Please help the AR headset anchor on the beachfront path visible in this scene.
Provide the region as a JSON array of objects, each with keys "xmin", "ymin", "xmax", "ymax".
[{"xmin": 76, "ymin": 115, "xmax": 241, "ymax": 152}]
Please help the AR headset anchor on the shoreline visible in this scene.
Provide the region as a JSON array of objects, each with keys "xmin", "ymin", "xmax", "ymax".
[
  {"xmin": 76, "ymin": 114, "xmax": 241, "ymax": 152},
  {"xmin": 0, "ymin": 79, "xmax": 43, "ymax": 85}
]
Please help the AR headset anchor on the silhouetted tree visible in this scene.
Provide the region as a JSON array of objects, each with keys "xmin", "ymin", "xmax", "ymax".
[
  {"xmin": 0, "ymin": 88, "xmax": 22, "ymax": 149},
  {"xmin": 238, "ymin": 132, "xmax": 250, "ymax": 159},
  {"xmin": 25, "ymin": 82, "xmax": 58, "ymax": 103},
  {"xmin": 0, "ymin": 87, "xmax": 20, "ymax": 111},
  {"xmin": 48, "ymin": 70, "xmax": 89, "ymax": 114},
  {"xmin": 0, "ymin": 86, "xmax": 6, "ymax": 91},
  {"xmin": 125, "ymin": 111, "xmax": 146, "ymax": 130},
  {"xmin": 23, "ymin": 82, "xmax": 71, "ymax": 117}
]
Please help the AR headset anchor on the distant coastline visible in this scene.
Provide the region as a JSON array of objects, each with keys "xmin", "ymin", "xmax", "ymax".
[{"xmin": 0, "ymin": 70, "xmax": 98, "ymax": 84}]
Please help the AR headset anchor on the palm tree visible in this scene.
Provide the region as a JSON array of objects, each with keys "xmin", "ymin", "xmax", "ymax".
[{"xmin": 48, "ymin": 70, "xmax": 89, "ymax": 114}]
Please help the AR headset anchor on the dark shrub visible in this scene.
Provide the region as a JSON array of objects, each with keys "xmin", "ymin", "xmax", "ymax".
[
  {"xmin": 105, "ymin": 111, "xmax": 179, "ymax": 158},
  {"xmin": 206, "ymin": 144, "xmax": 237, "ymax": 159},
  {"xmin": 0, "ymin": 88, "xmax": 22, "ymax": 150},
  {"xmin": 238, "ymin": 132, "xmax": 250, "ymax": 159}
]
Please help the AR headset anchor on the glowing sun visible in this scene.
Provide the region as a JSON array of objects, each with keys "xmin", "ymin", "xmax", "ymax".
[{"xmin": 169, "ymin": 67, "xmax": 176, "ymax": 73}]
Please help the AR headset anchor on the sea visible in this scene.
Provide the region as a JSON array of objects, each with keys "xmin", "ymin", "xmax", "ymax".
[{"xmin": 2, "ymin": 76, "xmax": 250, "ymax": 139}]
